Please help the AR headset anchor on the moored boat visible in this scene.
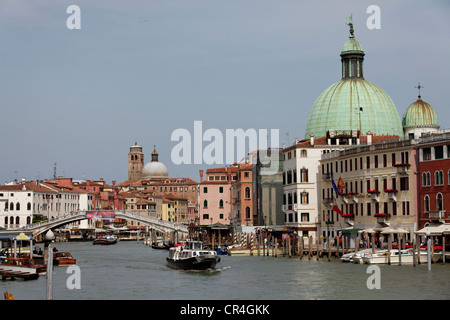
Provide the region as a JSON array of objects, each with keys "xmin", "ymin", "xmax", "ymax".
[
  {"xmin": 0, "ymin": 257, "xmax": 46, "ymax": 279},
  {"xmin": 93, "ymin": 235, "xmax": 118, "ymax": 245},
  {"xmin": 362, "ymin": 249, "xmax": 440, "ymax": 264},
  {"xmin": 166, "ymin": 240, "xmax": 220, "ymax": 270}
]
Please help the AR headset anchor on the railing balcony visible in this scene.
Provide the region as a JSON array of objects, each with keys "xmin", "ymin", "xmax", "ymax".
[
  {"xmin": 428, "ymin": 210, "xmax": 445, "ymax": 221},
  {"xmin": 322, "ymin": 172, "xmax": 332, "ymax": 180},
  {"xmin": 375, "ymin": 212, "xmax": 390, "ymax": 226}
]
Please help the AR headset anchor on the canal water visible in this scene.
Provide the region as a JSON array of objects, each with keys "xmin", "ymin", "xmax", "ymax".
[{"xmin": 2, "ymin": 241, "xmax": 449, "ymax": 300}]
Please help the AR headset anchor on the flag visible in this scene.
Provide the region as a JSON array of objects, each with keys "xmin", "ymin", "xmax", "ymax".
[
  {"xmin": 332, "ymin": 178, "xmax": 338, "ymax": 196},
  {"xmin": 332, "ymin": 202, "xmax": 343, "ymax": 216},
  {"xmin": 337, "ymin": 177, "xmax": 346, "ymax": 194}
]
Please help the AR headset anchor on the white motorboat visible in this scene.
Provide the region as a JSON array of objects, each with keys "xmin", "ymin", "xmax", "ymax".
[
  {"xmin": 341, "ymin": 249, "xmax": 375, "ymax": 264},
  {"xmin": 362, "ymin": 249, "xmax": 439, "ymax": 264}
]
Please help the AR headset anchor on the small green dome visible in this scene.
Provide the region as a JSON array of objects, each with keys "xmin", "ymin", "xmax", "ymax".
[
  {"xmin": 341, "ymin": 38, "xmax": 364, "ymax": 54},
  {"xmin": 305, "ymin": 79, "xmax": 403, "ymax": 138},
  {"xmin": 402, "ymin": 97, "xmax": 439, "ymax": 129}
]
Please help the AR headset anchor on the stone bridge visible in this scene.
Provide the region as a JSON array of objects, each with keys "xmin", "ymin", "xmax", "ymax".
[{"xmin": 0, "ymin": 210, "xmax": 189, "ymax": 238}]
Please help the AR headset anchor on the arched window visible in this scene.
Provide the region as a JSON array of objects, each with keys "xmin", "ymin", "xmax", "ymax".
[
  {"xmin": 26, "ymin": 216, "xmax": 31, "ymax": 225},
  {"xmin": 16, "ymin": 202, "xmax": 20, "ymax": 211},
  {"xmin": 437, "ymin": 193, "xmax": 443, "ymax": 211},
  {"xmin": 203, "ymin": 200, "xmax": 208, "ymax": 208},
  {"xmin": 219, "ymin": 199, "xmax": 224, "ymax": 208},
  {"xmin": 300, "ymin": 150, "xmax": 307, "ymax": 157},
  {"xmin": 4, "ymin": 217, "xmax": 8, "ymax": 225},
  {"xmin": 424, "ymin": 195, "xmax": 430, "ymax": 212},
  {"xmin": 10, "ymin": 216, "xmax": 14, "ymax": 225},
  {"xmin": 4, "ymin": 202, "xmax": 8, "ymax": 211},
  {"xmin": 245, "ymin": 207, "xmax": 251, "ymax": 220},
  {"xmin": 427, "ymin": 172, "xmax": 431, "ymax": 186},
  {"xmin": 301, "ymin": 168, "xmax": 309, "ymax": 182},
  {"xmin": 16, "ymin": 216, "xmax": 20, "ymax": 225},
  {"xmin": 245, "ymin": 187, "xmax": 251, "ymax": 199},
  {"xmin": 301, "ymin": 192, "xmax": 309, "ymax": 204},
  {"xmin": 10, "ymin": 202, "xmax": 14, "ymax": 211},
  {"xmin": 27, "ymin": 202, "xmax": 31, "ymax": 211},
  {"xmin": 422, "ymin": 173, "xmax": 427, "ymax": 186}
]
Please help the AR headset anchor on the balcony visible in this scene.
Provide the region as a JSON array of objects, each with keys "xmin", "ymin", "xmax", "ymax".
[
  {"xmin": 375, "ymin": 212, "xmax": 390, "ymax": 226},
  {"xmin": 322, "ymin": 172, "xmax": 332, "ymax": 180},
  {"xmin": 428, "ymin": 210, "xmax": 446, "ymax": 221},
  {"xmin": 394, "ymin": 163, "xmax": 410, "ymax": 174},
  {"xmin": 342, "ymin": 213, "xmax": 354, "ymax": 226},
  {"xmin": 322, "ymin": 198, "xmax": 333, "ymax": 207},
  {"xmin": 368, "ymin": 190, "xmax": 380, "ymax": 202},
  {"xmin": 385, "ymin": 189, "xmax": 398, "ymax": 201}
]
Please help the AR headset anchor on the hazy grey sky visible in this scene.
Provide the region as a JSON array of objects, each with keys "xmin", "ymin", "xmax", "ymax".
[{"xmin": 1, "ymin": 0, "xmax": 449, "ymax": 184}]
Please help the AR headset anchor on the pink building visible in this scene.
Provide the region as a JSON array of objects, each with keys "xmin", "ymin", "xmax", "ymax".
[{"xmin": 199, "ymin": 166, "xmax": 238, "ymax": 226}]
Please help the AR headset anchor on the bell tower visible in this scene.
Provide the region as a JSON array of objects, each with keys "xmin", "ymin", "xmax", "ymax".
[{"xmin": 128, "ymin": 142, "xmax": 144, "ymax": 181}]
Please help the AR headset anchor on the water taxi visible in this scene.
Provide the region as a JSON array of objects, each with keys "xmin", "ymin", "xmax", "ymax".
[
  {"xmin": 53, "ymin": 251, "xmax": 77, "ymax": 266},
  {"xmin": 93, "ymin": 235, "xmax": 118, "ymax": 245},
  {"xmin": 362, "ymin": 249, "xmax": 440, "ymax": 264},
  {"xmin": 166, "ymin": 240, "xmax": 220, "ymax": 270}
]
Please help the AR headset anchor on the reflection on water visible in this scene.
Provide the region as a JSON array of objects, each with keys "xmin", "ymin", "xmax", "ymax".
[{"xmin": 1, "ymin": 241, "xmax": 449, "ymax": 300}]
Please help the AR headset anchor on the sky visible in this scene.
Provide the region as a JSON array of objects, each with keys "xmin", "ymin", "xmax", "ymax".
[{"xmin": 0, "ymin": 0, "xmax": 449, "ymax": 184}]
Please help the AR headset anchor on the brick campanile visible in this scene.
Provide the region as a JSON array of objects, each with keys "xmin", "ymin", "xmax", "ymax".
[{"xmin": 128, "ymin": 142, "xmax": 144, "ymax": 181}]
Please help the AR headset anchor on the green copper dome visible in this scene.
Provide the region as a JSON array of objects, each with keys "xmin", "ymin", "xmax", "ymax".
[
  {"xmin": 402, "ymin": 96, "xmax": 439, "ymax": 129},
  {"xmin": 305, "ymin": 26, "xmax": 403, "ymax": 138}
]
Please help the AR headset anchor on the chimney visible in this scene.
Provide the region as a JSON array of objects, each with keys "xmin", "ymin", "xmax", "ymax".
[
  {"xmin": 199, "ymin": 170, "xmax": 204, "ymax": 182},
  {"xmin": 310, "ymin": 134, "xmax": 315, "ymax": 146},
  {"xmin": 367, "ymin": 131, "xmax": 373, "ymax": 145}
]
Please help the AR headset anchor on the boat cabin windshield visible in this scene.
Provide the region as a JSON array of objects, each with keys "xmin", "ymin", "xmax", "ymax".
[{"xmin": 187, "ymin": 241, "xmax": 203, "ymax": 250}]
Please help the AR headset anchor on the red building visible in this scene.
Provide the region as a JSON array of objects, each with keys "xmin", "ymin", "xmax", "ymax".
[{"xmin": 418, "ymin": 132, "xmax": 450, "ymax": 228}]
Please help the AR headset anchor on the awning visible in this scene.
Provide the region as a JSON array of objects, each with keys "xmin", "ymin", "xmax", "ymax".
[{"xmin": 416, "ymin": 223, "xmax": 450, "ymax": 236}]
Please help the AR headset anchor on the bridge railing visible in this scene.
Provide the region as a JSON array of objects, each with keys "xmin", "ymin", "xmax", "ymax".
[{"xmin": 20, "ymin": 211, "xmax": 87, "ymax": 231}]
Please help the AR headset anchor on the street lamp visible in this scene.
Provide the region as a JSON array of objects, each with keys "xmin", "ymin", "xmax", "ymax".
[
  {"xmin": 45, "ymin": 230, "xmax": 55, "ymax": 300},
  {"xmin": 426, "ymin": 230, "xmax": 431, "ymax": 271}
]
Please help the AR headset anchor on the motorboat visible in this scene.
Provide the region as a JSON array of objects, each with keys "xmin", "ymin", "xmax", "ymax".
[
  {"xmin": 362, "ymin": 249, "xmax": 439, "ymax": 264},
  {"xmin": 341, "ymin": 249, "xmax": 374, "ymax": 264},
  {"xmin": 0, "ymin": 257, "xmax": 46, "ymax": 280},
  {"xmin": 93, "ymin": 235, "xmax": 118, "ymax": 245},
  {"xmin": 53, "ymin": 251, "xmax": 76, "ymax": 266},
  {"xmin": 151, "ymin": 240, "xmax": 173, "ymax": 250},
  {"xmin": 166, "ymin": 240, "xmax": 220, "ymax": 270}
]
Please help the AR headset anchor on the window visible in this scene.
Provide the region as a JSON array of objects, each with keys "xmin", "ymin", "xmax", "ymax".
[
  {"xmin": 402, "ymin": 201, "xmax": 410, "ymax": 215},
  {"xmin": 437, "ymin": 193, "xmax": 443, "ymax": 211},
  {"xmin": 301, "ymin": 150, "xmax": 307, "ymax": 157},
  {"xmin": 424, "ymin": 195, "xmax": 430, "ymax": 212},
  {"xmin": 245, "ymin": 207, "xmax": 251, "ymax": 220},
  {"xmin": 301, "ymin": 192, "xmax": 309, "ymax": 204},
  {"xmin": 203, "ymin": 187, "xmax": 208, "ymax": 193},
  {"xmin": 300, "ymin": 168, "xmax": 308, "ymax": 182},
  {"xmin": 219, "ymin": 199, "xmax": 224, "ymax": 208},
  {"xmin": 202, "ymin": 214, "xmax": 209, "ymax": 220},
  {"xmin": 374, "ymin": 155, "xmax": 378, "ymax": 168},
  {"xmin": 391, "ymin": 153, "xmax": 396, "ymax": 166},
  {"xmin": 27, "ymin": 202, "xmax": 31, "ymax": 211},
  {"xmin": 301, "ymin": 213, "xmax": 310, "ymax": 222},
  {"xmin": 366, "ymin": 156, "xmax": 370, "ymax": 169},
  {"xmin": 203, "ymin": 200, "xmax": 208, "ymax": 208},
  {"xmin": 435, "ymin": 146, "xmax": 444, "ymax": 160},
  {"xmin": 392, "ymin": 201, "xmax": 397, "ymax": 216},
  {"xmin": 367, "ymin": 203, "xmax": 371, "ymax": 216},
  {"xmin": 435, "ymin": 170, "xmax": 444, "ymax": 185},
  {"xmin": 383, "ymin": 154, "xmax": 387, "ymax": 167},
  {"xmin": 245, "ymin": 187, "xmax": 251, "ymax": 199},
  {"xmin": 219, "ymin": 187, "xmax": 223, "ymax": 193},
  {"xmin": 400, "ymin": 177, "xmax": 409, "ymax": 191},
  {"xmin": 16, "ymin": 202, "xmax": 20, "ymax": 211}
]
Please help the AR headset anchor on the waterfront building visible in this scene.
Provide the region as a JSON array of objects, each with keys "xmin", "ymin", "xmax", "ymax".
[
  {"xmin": 250, "ymin": 149, "xmax": 284, "ymax": 227},
  {"xmin": 199, "ymin": 166, "xmax": 237, "ymax": 226},
  {"xmin": 230, "ymin": 163, "xmax": 254, "ymax": 226},
  {"xmin": 0, "ymin": 179, "xmax": 94, "ymax": 229},
  {"xmin": 417, "ymin": 131, "xmax": 450, "ymax": 229},
  {"xmin": 318, "ymin": 134, "xmax": 419, "ymax": 246},
  {"xmin": 304, "ymin": 22, "xmax": 403, "ymax": 139},
  {"xmin": 282, "ymin": 135, "xmax": 349, "ymax": 240}
]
